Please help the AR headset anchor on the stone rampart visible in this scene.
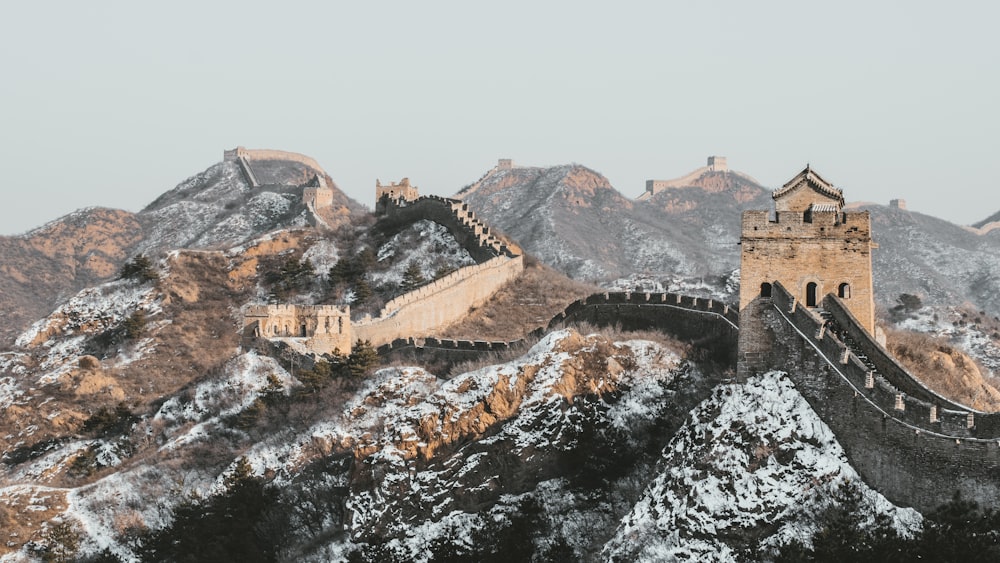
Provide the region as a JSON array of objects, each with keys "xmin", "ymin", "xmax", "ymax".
[
  {"xmin": 552, "ymin": 291, "xmax": 739, "ymax": 366},
  {"xmin": 375, "ymin": 195, "xmax": 515, "ymax": 261},
  {"xmin": 225, "ymin": 146, "xmax": 326, "ymax": 189},
  {"xmin": 238, "ymin": 156, "xmax": 260, "ymax": 187},
  {"xmin": 225, "ymin": 147, "xmax": 325, "ymax": 174},
  {"xmin": 353, "ymin": 255, "xmax": 524, "ymax": 347},
  {"xmin": 822, "ymin": 296, "xmax": 974, "ymax": 412},
  {"xmin": 760, "ymin": 281, "xmax": 1000, "ymax": 511},
  {"xmin": 376, "ymin": 292, "xmax": 740, "ymax": 371}
]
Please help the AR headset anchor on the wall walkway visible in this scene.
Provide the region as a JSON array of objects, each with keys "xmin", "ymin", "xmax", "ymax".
[
  {"xmin": 756, "ymin": 282, "xmax": 1000, "ymax": 512},
  {"xmin": 378, "ymin": 291, "xmax": 740, "ymax": 370}
]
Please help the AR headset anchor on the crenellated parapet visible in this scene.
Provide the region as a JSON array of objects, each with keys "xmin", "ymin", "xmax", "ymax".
[
  {"xmin": 739, "ymin": 165, "xmax": 876, "ymax": 334},
  {"xmin": 375, "ymin": 194, "xmax": 517, "ymax": 259},
  {"xmin": 352, "ymin": 254, "xmax": 524, "ymax": 347},
  {"xmin": 224, "ymin": 146, "xmax": 325, "ymax": 175},
  {"xmin": 753, "ymin": 281, "xmax": 1000, "ymax": 511},
  {"xmin": 243, "ymin": 304, "xmax": 351, "ymax": 355}
]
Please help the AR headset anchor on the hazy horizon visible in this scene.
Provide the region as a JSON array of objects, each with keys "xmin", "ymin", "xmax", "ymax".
[{"xmin": 2, "ymin": 1, "xmax": 997, "ymax": 235}]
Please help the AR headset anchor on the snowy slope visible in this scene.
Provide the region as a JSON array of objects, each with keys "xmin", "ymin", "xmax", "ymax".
[{"xmin": 604, "ymin": 371, "xmax": 921, "ymax": 562}]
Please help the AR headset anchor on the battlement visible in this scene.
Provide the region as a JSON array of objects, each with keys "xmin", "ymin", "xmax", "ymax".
[
  {"xmin": 742, "ymin": 209, "xmax": 872, "ymax": 238},
  {"xmin": 740, "ymin": 166, "xmax": 875, "ymax": 333},
  {"xmin": 748, "ymin": 281, "xmax": 1000, "ymax": 511},
  {"xmin": 375, "ymin": 178, "xmax": 420, "ymax": 210},
  {"xmin": 243, "ymin": 304, "xmax": 351, "ymax": 354},
  {"xmin": 707, "ymin": 156, "xmax": 727, "ymax": 172},
  {"xmin": 375, "ymin": 194, "xmax": 517, "ymax": 259},
  {"xmin": 640, "ymin": 156, "xmax": 734, "ymax": 199},
  {"xmin": 223, "ymin": 146, "xmax": 325, "ymax": 175}
]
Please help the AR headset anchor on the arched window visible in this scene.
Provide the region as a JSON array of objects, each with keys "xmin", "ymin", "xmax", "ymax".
[
  {"xmin": 806, "ymin": 282, "xmax": 818, "ymax": 307},
  {"xmin": 760, "ymin": 282, "xmax": 772, "ymax": 298},
  {"xmin": 300, "ymin": 324, "xmax": 307, "ymax": 337},
  {"xmin": 838, "ymin": 282, "xmax": 851, "ymax": 299}
]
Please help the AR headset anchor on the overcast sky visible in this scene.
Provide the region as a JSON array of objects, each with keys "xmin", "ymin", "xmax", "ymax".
[{"xmin": 1, "ymin": 1, "xmax": 997, "ymax": 235}]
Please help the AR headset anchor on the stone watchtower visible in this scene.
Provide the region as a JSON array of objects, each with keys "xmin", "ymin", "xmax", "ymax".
[
  {"xmin": 738, "ymin": 166, "xmax": 876, "ymax": 376},
  {"xmin": 375, "ymin": 178, "xmax": 420, "ymax": 214}
]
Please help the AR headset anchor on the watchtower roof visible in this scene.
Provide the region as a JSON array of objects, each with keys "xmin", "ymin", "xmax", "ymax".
[
  {"xmin": 809, "ymin": 203, "xmax": 839, "ymax": 213},
  {"xmin": 772, "ymin": 165, "xmax": 844, "ymax": 207}
]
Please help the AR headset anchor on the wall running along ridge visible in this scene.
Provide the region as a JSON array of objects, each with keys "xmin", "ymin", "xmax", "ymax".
[
  {"xmin": 243, "ymin": 191, "xmax": 524, "ymax": 352},
  {"xmin": 353, "ymin": 255, "xmax": 523, "ymax": 346},
  {"xmin": 743, "ymin": 281, "xmax": 1000, "ymax": 512},
  {"xmin": 378, "ymin": 291, "xmax": 740, "ymax": 370},
  {"xmin": 224, "ymin": 147, "xmax": 325, "ymax": 177}
]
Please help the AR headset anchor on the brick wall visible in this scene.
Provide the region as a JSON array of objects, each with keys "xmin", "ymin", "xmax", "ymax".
[{"xmin": 744, "ymin": 281, "xmax": 1000, "ymax": 512}]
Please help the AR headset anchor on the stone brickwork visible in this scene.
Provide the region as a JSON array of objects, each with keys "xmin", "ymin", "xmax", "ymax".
[
  {"xmin": 375, "ymin": 194, "xmax": 516, "ymax": 260},
  {"xmin": 243, "ymin": 304, "xmax": 351, "ymax": 355},
  {"xmin": 375, "ymin": 178, "xmax": 420, "ymax": 212},
  {"xmin": 640, "ymin": 155, "xmax": 749, "ymax": 200},
  {"xmin": 739, "ymin": 166, "xmax": 875, "ymax": 335},
  {"xmin": 378, "ymin": 291, "xmax": 740, "ymax": 371},
  {"xmin": 243, "ymin": 189, "xmax": 524, "ymax": 354},
  {"xmin": 353, "ymin": 254, "xmax": 524, "ymax": 347},
  {"xmin": 706, "ymin": 156, "xmax": 727, "ymax": 172},
  {"xmin": 224, "ymin": 146, "xmax": 325, "ymax": 176},
  {"xmin": 302, "ymin": 175, "xmax": 333, "ymax": 211},
  {"xmin": 749, "ymin": 282, "xmax": 1000, "ymax": 512}
]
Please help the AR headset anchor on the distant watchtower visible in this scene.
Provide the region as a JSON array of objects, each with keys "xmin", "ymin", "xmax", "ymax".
[
  {"xmin": 738, "ymin": 166, "xmax": 876, "ymax": 374},
  {"xmin": 375, "ymin": 178, "xmax": 420, "ymax": 214}
]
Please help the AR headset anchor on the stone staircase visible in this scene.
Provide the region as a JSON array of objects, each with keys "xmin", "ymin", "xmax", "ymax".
[{"xmin": 818, "ymin": 309, "xmax": 878, "ymax": 376}]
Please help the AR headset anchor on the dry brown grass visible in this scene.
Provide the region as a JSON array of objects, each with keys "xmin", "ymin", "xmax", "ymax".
[
  {"xmin": 885, "ymin": 328, "xmax": 1000, "ymax": 412},
  {"xmin": 438, "ymin": 256, "xmax": 599, "ymax": 341}
]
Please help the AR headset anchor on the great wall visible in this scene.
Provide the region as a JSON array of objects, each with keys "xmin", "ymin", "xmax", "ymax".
[
  {"xmin": 242, "ymin": 175, "xmax": 524, "ymax": 355},
  {"xmin": 235, "ymin": 149, "xmax": 1000, "ymax": 513}
]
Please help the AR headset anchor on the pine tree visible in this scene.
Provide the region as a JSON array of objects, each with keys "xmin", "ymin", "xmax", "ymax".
[
  {"xmin": 347, "ymin": 339, "xmax": 379, "ymax": 376},
  {"xmin": 122, "ymin": 310, "xmax": 146, "ymax": 340},
  {"xmin": 353, "ymin": 279, "xmax": 373, "ymax": 305},
  {"xmin": 401, "ymin": 262, "xmax": 426, "ymax": 291},
  {"xmin": 118, "ymin": 254, "xmax": 158, "ymax": 283}
]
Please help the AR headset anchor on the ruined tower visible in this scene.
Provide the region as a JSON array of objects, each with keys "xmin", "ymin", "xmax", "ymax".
[
  {"xmin": 737, "ymin": 166, "xmax": 876, "ymax": 376},
  {"xmin": 375, "ymin": 178, "xmax": 420, "ymax": 214}
]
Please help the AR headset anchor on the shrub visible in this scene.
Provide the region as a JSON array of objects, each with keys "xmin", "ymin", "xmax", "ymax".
[
  {"xmin": 348, "ymin": 340, "xmax": 379, "ymax": 376},
  {"xmin": 82, "ymin": 403, "xmax": 136, "ymax": 437},
  {"xmin": 118, "ymin": 254, "xmax": 158, "ymax": 283}
]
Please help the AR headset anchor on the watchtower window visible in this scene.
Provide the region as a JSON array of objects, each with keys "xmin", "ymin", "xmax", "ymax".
[
  {"xmin": 806, "ymin": 282, "xmax": 818, "ymax": 307},
  {"xmin": 838, "ymin": 283, "xmax": 851, "ymax": 299},
  {"xmin": 760, "ymin": 282, "xmax": 772, "ymax": 298},
  {"xmin": 300, "ymin": 324, "xmax": 307, "ymax": 337}
]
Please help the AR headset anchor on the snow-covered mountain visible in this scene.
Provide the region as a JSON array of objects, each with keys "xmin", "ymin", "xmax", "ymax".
[
  {"xmin": 457, "ymin": 164, "xmax": 763, "ymax": 284},
  {"xmin": 0, "ymin": 310, "xmax": 921, "ymax": 561},
  {"xmin": 0, "ymin": 159, "xmax": 366, "ymax": 346},
  {"xmin": 457, "ymin": 162, "xmax": 1000, "ymax": 318},
  {"xmin": 1, "ymin": 153, "xmax": 997, "ymax": 562}
]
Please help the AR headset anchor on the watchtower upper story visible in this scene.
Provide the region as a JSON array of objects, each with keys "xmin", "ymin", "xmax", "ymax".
[{"xmin": 739, "ymin": 166, "xmax": 876, "ymax": 333}]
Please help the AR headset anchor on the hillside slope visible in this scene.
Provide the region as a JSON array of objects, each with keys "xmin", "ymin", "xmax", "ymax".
[
  {"xmin": 457, "ymin": 164, "xmax": 761, "ymax": 282},
  {"xmin": 0, "ymin": 157, "xmax": 366, "ymax": 346},
  {"xmin": 458, "ymin": 162, "xmax": 1000, "ymax": 318},
  {"xmin": 0, "ymin": 208, "xmax": 143, "ymax": 345}
]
